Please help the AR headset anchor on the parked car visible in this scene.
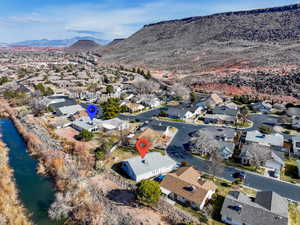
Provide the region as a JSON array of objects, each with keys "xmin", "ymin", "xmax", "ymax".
[
  {"xmin": 273, "ymin": 169, "xmax": 280, "ymax": 178},
  {"xmin": 232, "ymin": 171, "xmax": 246, "ymax": 180},
  {"xmin": 154, "ymin": 174, "xmax": 166, "ymax": 182}
]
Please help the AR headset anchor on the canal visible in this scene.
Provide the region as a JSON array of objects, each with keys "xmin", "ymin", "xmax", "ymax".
[{"xmin": 0, "ymin": 119, "xmax": 63, "ymax": 225}]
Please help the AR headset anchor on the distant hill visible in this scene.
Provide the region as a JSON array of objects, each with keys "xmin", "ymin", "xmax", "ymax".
[
  {"xmin": 105, "ymin": 39, "xmax": 125, "ymax": 48},
  {"xmin": 96, "ymin": 38, "xmax": 126, "ymax": 55},
  {"xmin": 102, "ymin": 3, "xmax": 300, "ymax": 74},
  {"xmin": 0, "ymin": 43, "xmax": 8, "ymax": 48},
  {"xmin": 65, "ymin": 40, "xmax": 103, "ymax": 53},
  {"xmin": 10, "ymin": 36, "xmax": 109, "ymax": 47}
]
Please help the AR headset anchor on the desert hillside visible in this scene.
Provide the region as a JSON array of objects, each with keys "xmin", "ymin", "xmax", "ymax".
[{"xmin": 100, "ymin": 4, "xmax": 300, "ymax": 98}]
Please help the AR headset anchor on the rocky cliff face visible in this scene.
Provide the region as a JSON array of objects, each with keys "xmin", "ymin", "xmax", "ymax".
[{"xmin": 101, "ymin": 4, "xmax": 300, "ymax": 74}]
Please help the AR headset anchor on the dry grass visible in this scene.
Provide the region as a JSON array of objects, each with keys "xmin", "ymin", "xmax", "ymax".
[
  {"xmin": 289, "ymin": 203, "xmax": 300, "ymax": 225},
  {"xmin": 0, "ymin": 142, "xmax": 32, "ymax": 225}
]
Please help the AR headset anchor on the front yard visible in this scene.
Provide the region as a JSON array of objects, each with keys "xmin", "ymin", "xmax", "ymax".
[
  {"xmin": 281, "ymin": 158, "xmax": 300, "ymax": 184},
  {"xmin": 225, "ymin": 160, "xmax": 265, "ymax": 175},
  {"xmin": 174, "ymin": 175, "xmax": 256, "ymax": 225},
  {"xmin": 155, "ymin": 116, "xmax": 185, "ymax": 123},
  {"xmin": 289, "ymin": 202, "xmax": 300, "ymax": 225}
]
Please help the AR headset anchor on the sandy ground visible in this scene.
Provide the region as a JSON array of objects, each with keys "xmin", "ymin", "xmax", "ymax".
[
  {"xmin": 90, "ymin": 174, "xmax": 170, "ymax": 225},
  {"xmin": 55, "ymin": 127, "xmax": 98, "ymax": 150}
]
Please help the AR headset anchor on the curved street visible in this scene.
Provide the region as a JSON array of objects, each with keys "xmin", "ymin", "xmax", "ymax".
[{"xmin": 120, "ymin": 107, "xmax": 300, "ymax": 202}]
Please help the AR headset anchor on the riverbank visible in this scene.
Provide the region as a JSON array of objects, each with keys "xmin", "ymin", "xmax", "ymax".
[
  {"xmin": 0, "ymin": 140, "xmax": 32, "ymax": 225},
  {"xmin": 0, "ymin": 99, "xmax": 199, "ymax": 225}
]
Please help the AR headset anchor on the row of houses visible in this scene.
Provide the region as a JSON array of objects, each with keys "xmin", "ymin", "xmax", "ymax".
[
  {"xmin": 221, "ymin": 190, "xmax": 289, "ymax": 225},
  {"xmin": 122, "ymin": 154, "xmax": 217, "ymax": 210},
  {"xmin": 121, "ymin": 152, "xmax": 290, "ymax": 225}
]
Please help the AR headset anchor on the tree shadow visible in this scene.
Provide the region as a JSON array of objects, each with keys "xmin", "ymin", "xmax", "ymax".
[
  {"xmin": 106, "ymin": 189, "xmax": 136, "ymax": 205},
  {"xmin": 285, "ymin": 164, "xmax": 299, "ymax": 179},
  {"xmin": 111, "ymin": 162, "xmax": 131, "ymax": 179}
]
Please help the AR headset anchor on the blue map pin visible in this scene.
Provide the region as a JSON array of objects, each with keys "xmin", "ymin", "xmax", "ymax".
[{"xmin": 86, "ymin": 104, "xmax": 98, "ymax": 121}]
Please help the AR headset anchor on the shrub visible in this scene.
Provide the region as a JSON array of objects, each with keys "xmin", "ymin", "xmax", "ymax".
[
  {"xmin": 95, "ymin": 151, "xmax": 105, "ymax": 160},
  {"xmin": 259, "ymin": 125, "xmax": 273, "ymax": 134},
  {"xmin": 232, "ymin": 178, "xmax": 243, "ymax": 185},
  {"xmin": 101, "ymin": 98, "xmax": 122, "ymax": 119},
  {"xmin": 106, "ymin": 85, "xmax": 114, "ymax": 94},
  {"xmin": 158, "ymin": 110, "xmax": 168, "ymax": 117},
  {"xmin": 136, "ymin": 180, "xmax": 161, "ymax": 205},
  {"xmin": 78, "ymin": 129, "xmax": 94, "ymax": 142}
]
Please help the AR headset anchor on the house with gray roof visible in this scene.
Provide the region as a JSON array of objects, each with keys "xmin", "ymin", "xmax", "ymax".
[
  {"xmin": 204, "ymin": 114, "xmax": 236, "ymax": 125},
  {"xmin": 286, "ymin": 107, "xmax": 300, "ymax": 118},
  {"xmin": 166, "ymin": 104, "xmax": 203, "ymax": 121},
  {"xmin": 221, "ymin": 191, "xmax": 288, "ymax": 225},
  {"xmin": 213, "ymin": 105, "xmax": 239, "ymax": 117},
  {"xmin": 56, "ymin": 104, "xmax": 84, "ymax": 117},
  {"xmin": 240, "ymin": 144, "xmax": 284, "ymax": 171},
  {"xmin": 292, "ymin": 136, "xmax": 300, "ymax": 156},
  {"xmin": 219, "ymin": 142, "xmax": 235, "ymax": 160},
  {"xmin": 121, "ymin": 152, "xmax": 177, "ymax": 182},
  {"xmin": 292, "ymin": 117, "xmax": 300, "ymax": 129},
  {"xmin": 251, "ymin": 101, "xmax": 273, "ymax": 113},
  {"xmin": 245, "ymin": 130, "xmax": 284, "ymax": 149}
]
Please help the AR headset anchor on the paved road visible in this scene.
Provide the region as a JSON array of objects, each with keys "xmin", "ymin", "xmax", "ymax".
[{"xmin": 120, "ymin": 108, "xmax": 300, "ymax": 202}]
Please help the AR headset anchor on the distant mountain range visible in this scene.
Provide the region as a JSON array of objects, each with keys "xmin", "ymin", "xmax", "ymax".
[
  {"xmin": 9, "ymin": 36, "xmax": 109, "ymax": 47},
  {"xmin": 0, "ymin": 43, "xmax": 8, "ymax": 48}
]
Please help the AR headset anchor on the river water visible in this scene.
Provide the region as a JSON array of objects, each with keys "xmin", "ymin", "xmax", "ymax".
[{"xmin": 0, "ymin": 119, "xmax": 63, "ymax": 225}]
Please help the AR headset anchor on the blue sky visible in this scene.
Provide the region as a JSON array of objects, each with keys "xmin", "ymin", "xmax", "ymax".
[{"xmin": 1, "ymin": 0, "xmax": 299, "ymax": 43}]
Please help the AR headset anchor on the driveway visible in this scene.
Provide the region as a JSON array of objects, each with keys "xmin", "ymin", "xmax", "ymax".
[{"xmin": 119, "ymin": 108, "xmax": 300, "ymax": 202}]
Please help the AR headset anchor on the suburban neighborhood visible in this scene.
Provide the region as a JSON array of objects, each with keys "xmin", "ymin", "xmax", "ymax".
[{"xmin": 0, "ymin": 48, "xmax": 300, "ymax": 225}]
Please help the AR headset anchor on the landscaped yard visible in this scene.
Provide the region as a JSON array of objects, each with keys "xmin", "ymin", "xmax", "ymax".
[
  {"xmin": 156, "ymin": 116, "xmax": 185, "ymax": 123},
  {"xmin": 289, "ymin": 202, "xmax": 300, "ymax": 225},
  {"xmin": 175, "ymin": 175, "xmax": 256, "ymax": 225},
  {"xmin": 281, "ymin": 159, "xmax": 300, "ymax": 184},
  {"xmin": 99, "ymin": 146, "xmax": 140, "ymax": 174},
  {"xmin": 234, "ymin": 121, "xmax": 253, "ymax": 128},
  {"xmin": 225, "ymin": 160, "xmax": 264, "ymax": 175}
]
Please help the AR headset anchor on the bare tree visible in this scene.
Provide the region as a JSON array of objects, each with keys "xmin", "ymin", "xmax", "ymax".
[
  {"xmin": 170, "ymin": 84, "xmax": 190, "ymax": 101},
  {"xmin": 243, "ymin": 144, "xmax": 271, "ymax": 169},
  {"xmin": 238, "ymin": 107, "xmax": 249, "ymax": 125},
  {"xmin": 134, "ymin": 79, "xmax": 160, "ymax": 94},
  {"xmin": 30, "ymin": 97, "xmax": 46, "ymax": 111},
  {"xmin": 278, "ymin": 115, "xmax": 292, "ymax": 125},
  {"xmin": 189, "ymin": 130, "xmax": 219, "ymax": 156},
  {"xmin": 207, "ymin": 149, "xmax": 225, "ymax": 178}
]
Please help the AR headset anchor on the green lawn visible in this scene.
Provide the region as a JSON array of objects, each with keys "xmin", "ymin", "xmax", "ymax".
[
  {"xmin": 281, "ymin": 159, "xmax": 300, "ymax": 184},
  {"xmin": 225, "ymin": 160, "xmax": 264, "ymax": 175},
  {"xmin": 156, "ymin": 117, "xmax": 185, "ymax": 123},
  {"xmin": 234, "ymin": 121, "xmax": 252, "ymax": 128}
]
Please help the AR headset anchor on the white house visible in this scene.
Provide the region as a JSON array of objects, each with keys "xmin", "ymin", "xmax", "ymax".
[
  {"xmin": 245, "ymin": 130, "xmax": 284, "ymax": 148},
  {"xmin": 121, "ymin": 152, "xmax": 177, "ymax": 182},
  {"xmin": 98, "ymin": 118, "xmax": 129, "ymax": 131},
  {"xmin": 56, "ymin": 104, "xmax": 84, "ymax": 117},
  {"xmin": 41, "ymin": 97, "xmax": 65, "ymax": 107},
  {"xmin": 72, "ymin": 116, "xmax": 99, "ymax": 132},
  {"xmin": 292, "ymin": 136, "xmax": 300, "ymax": 156}
]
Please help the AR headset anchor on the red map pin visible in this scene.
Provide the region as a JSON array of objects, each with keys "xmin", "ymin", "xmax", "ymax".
[{"xmin": 135, "ymin": 138, "xmax": 151, "ymax": 159}]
